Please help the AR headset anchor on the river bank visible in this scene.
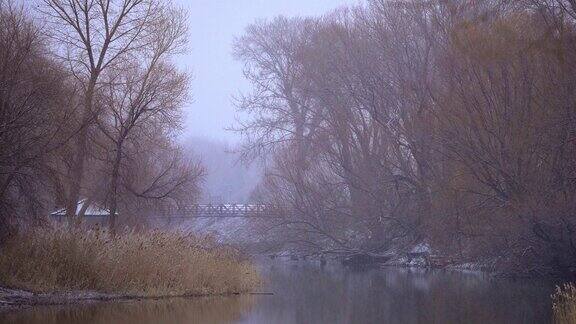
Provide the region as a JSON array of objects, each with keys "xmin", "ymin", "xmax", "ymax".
[
  {"xmin": 0, "ymin": 227, "xmax": 260, "ymax": 307},
  {"xmin": 0, "ymin": 286, "xmax": 270, "ymax": 310},
  {"xmin": 0, "ymin": 286, "xmax": 143, "ymax": 308},
  {"xmin": 265, "ymin": 243, "xmax": 534, "ymax": 277},
  {"xmin": 269, "ymin": 250, "xmax": 493, "ymax": 274}
]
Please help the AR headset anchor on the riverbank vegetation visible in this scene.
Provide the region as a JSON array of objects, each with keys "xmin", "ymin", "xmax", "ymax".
[
  {"xmin": 0, "ymin": 0, "xmax": 203, "ymax": 237},
  {"xmin": 553, "ymin": 283, "xmax": 576, "ymax": 324},
  {"xmin": 236, "ymin": 0, "xmax": 576, "ymax": 278},
  {"xmin": 0, "ymin": 0, "xmax": 263, "ymax": 297},
  {"xmin": 0, "ymin": 227, "xmax": 259, "ymax": 296}
]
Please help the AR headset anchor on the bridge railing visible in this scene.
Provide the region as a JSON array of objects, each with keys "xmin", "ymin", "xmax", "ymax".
[{"xmin": 163, "ymin": 204, "xmax": 284, "ymax": 218}]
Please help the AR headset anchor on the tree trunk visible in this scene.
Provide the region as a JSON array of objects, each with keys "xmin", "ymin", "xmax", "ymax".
[
  {"xmin": 66, "ymin": 78, "xmax": 97, "ymax": 225},
  {"xmin": 108, "ymin": 140, "xmax": 124, "ymax": 234},
  {"xmin": 65, "ymin": 125, "xmax": 88, "ymax": 223}
]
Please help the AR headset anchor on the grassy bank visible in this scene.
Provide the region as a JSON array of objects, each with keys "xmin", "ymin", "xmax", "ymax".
[
  {"xmin": 553, "ymin": 284, "xmax": 576, "ymax": 324},
  {"xmin": 0, "ymin": 227, "xmax": 260, "ymax": 297}
]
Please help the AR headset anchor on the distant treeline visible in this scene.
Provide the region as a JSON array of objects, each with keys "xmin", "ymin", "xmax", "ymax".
[
  {"xmin": 0, "ymin": 0, "xmax": 203, "ymax": 236},
  {"xmin": 235, "ymin": 0, "xmax": 576, "ymax": 277}
]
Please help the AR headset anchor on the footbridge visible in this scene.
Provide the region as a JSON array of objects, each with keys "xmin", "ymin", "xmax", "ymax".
[{"xmin": 165, "ymin": 204, "xmax": 283, "ymax": 218}]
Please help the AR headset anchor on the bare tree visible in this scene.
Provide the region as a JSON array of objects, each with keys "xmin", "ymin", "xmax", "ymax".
[
  {"xmin": 0, "ymin": 0, "xmax": 76, "ymax": 237},
  {"xmin": 236, "ymin": 0, "xmax": 576, "ymax": 276},
  {"xmin": 40, "ymin": 0, "xmax": 171, "ymax": 220},
  {"xmin": 233, "ymin": 16, "xmax": 323, "ymax": 169},
  {"xmin": 117, "ymin": 134, "xmax": 204, "ymax": 226},
  {"xmin": 94, "ymin": 5, "xmax": 188, "ymax": 229}
]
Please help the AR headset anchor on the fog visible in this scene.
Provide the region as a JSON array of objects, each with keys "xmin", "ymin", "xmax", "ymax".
[
  {"xmin": 176, "ymin": 0, "xmax": 360, "ymax": 202},
  {"xmin": 1, "ymin": 0, "xmax": 575, "ymax": 322},
  {"xmin": 175, "ymin": 0, "xmax": 358, "ymax": 142},
  {"xmin": 183, "ymin": 137, "xmax": 261, "ymax": 203}
]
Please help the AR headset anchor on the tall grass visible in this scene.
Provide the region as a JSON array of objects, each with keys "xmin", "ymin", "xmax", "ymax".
[
  {"xmin": 553, "ymin": 283, "xmax": 576, "ymax": 324},
  {"xmin": 0, "ymin": 226, "xmax": 260, "ymax": 296}
]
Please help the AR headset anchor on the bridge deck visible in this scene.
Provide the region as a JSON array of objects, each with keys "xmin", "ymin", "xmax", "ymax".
[{"xmin": 164, "ymin": 204, "xmax": 282, "ymax": 218}]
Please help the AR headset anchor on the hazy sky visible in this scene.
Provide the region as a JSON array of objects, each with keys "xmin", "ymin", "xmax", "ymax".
[{"xmin": 175, "ymin": 0, "xmax": 359, "ymax": 143}]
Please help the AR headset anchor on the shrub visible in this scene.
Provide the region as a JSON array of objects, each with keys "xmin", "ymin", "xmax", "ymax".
[{"xmin": 0, "ymin": 226, "xmax": 260, "ymax": 296}]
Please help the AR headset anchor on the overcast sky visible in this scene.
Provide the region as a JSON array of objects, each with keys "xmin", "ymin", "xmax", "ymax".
[{"xmin": 175, "ymin": 0, "xmax": 360, "ymax": 143}]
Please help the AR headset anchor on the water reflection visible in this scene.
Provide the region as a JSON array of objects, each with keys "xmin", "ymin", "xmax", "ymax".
[
  {"xmin": 244, "ymin": 261, "xmax": 553, "ymax": 324},
  {"xmin": 0, "ymin": 260, "xmax": 554, "ymax": 324},
  {"xmin": 0, "ymin": 296, "xmax": 255, "ymax": 324}
]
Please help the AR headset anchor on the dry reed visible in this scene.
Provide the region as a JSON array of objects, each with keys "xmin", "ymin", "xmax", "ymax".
[
  {"xmin": 0, "ymin": 226, "xmax": 260, "ymax": 296},
  {"xmin": 553, "ymin": 283, "xmax": 576, "ymax": 324}
]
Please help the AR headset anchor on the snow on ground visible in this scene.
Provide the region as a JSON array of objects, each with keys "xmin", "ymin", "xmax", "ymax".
[{"xmin": 411, "ymin": 243, "xmax": 431, "ymax": 254}]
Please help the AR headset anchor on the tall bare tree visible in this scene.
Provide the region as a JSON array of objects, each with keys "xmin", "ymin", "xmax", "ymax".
[
  {"xmin": 94, "ymin": 4, "xmax": 188, "ymax": 229},
  {"xmin": 40, "ymin": 0, "xmax": 170, "ymax": 220}
]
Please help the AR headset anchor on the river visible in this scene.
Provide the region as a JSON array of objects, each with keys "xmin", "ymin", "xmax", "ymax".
[{"xmin": 0, "ymin": 259, "xmax": 554, "ymax": 324}]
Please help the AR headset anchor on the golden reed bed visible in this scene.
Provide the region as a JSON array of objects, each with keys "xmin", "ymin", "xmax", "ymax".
[{"xmin": 0, "ymin": 226, "xmax": 260, "ymax": 297}]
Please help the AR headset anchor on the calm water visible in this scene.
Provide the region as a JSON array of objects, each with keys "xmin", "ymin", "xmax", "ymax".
[{"xmin": 0, "ymin": 260, "xmax": 554, "ymax": 324}]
